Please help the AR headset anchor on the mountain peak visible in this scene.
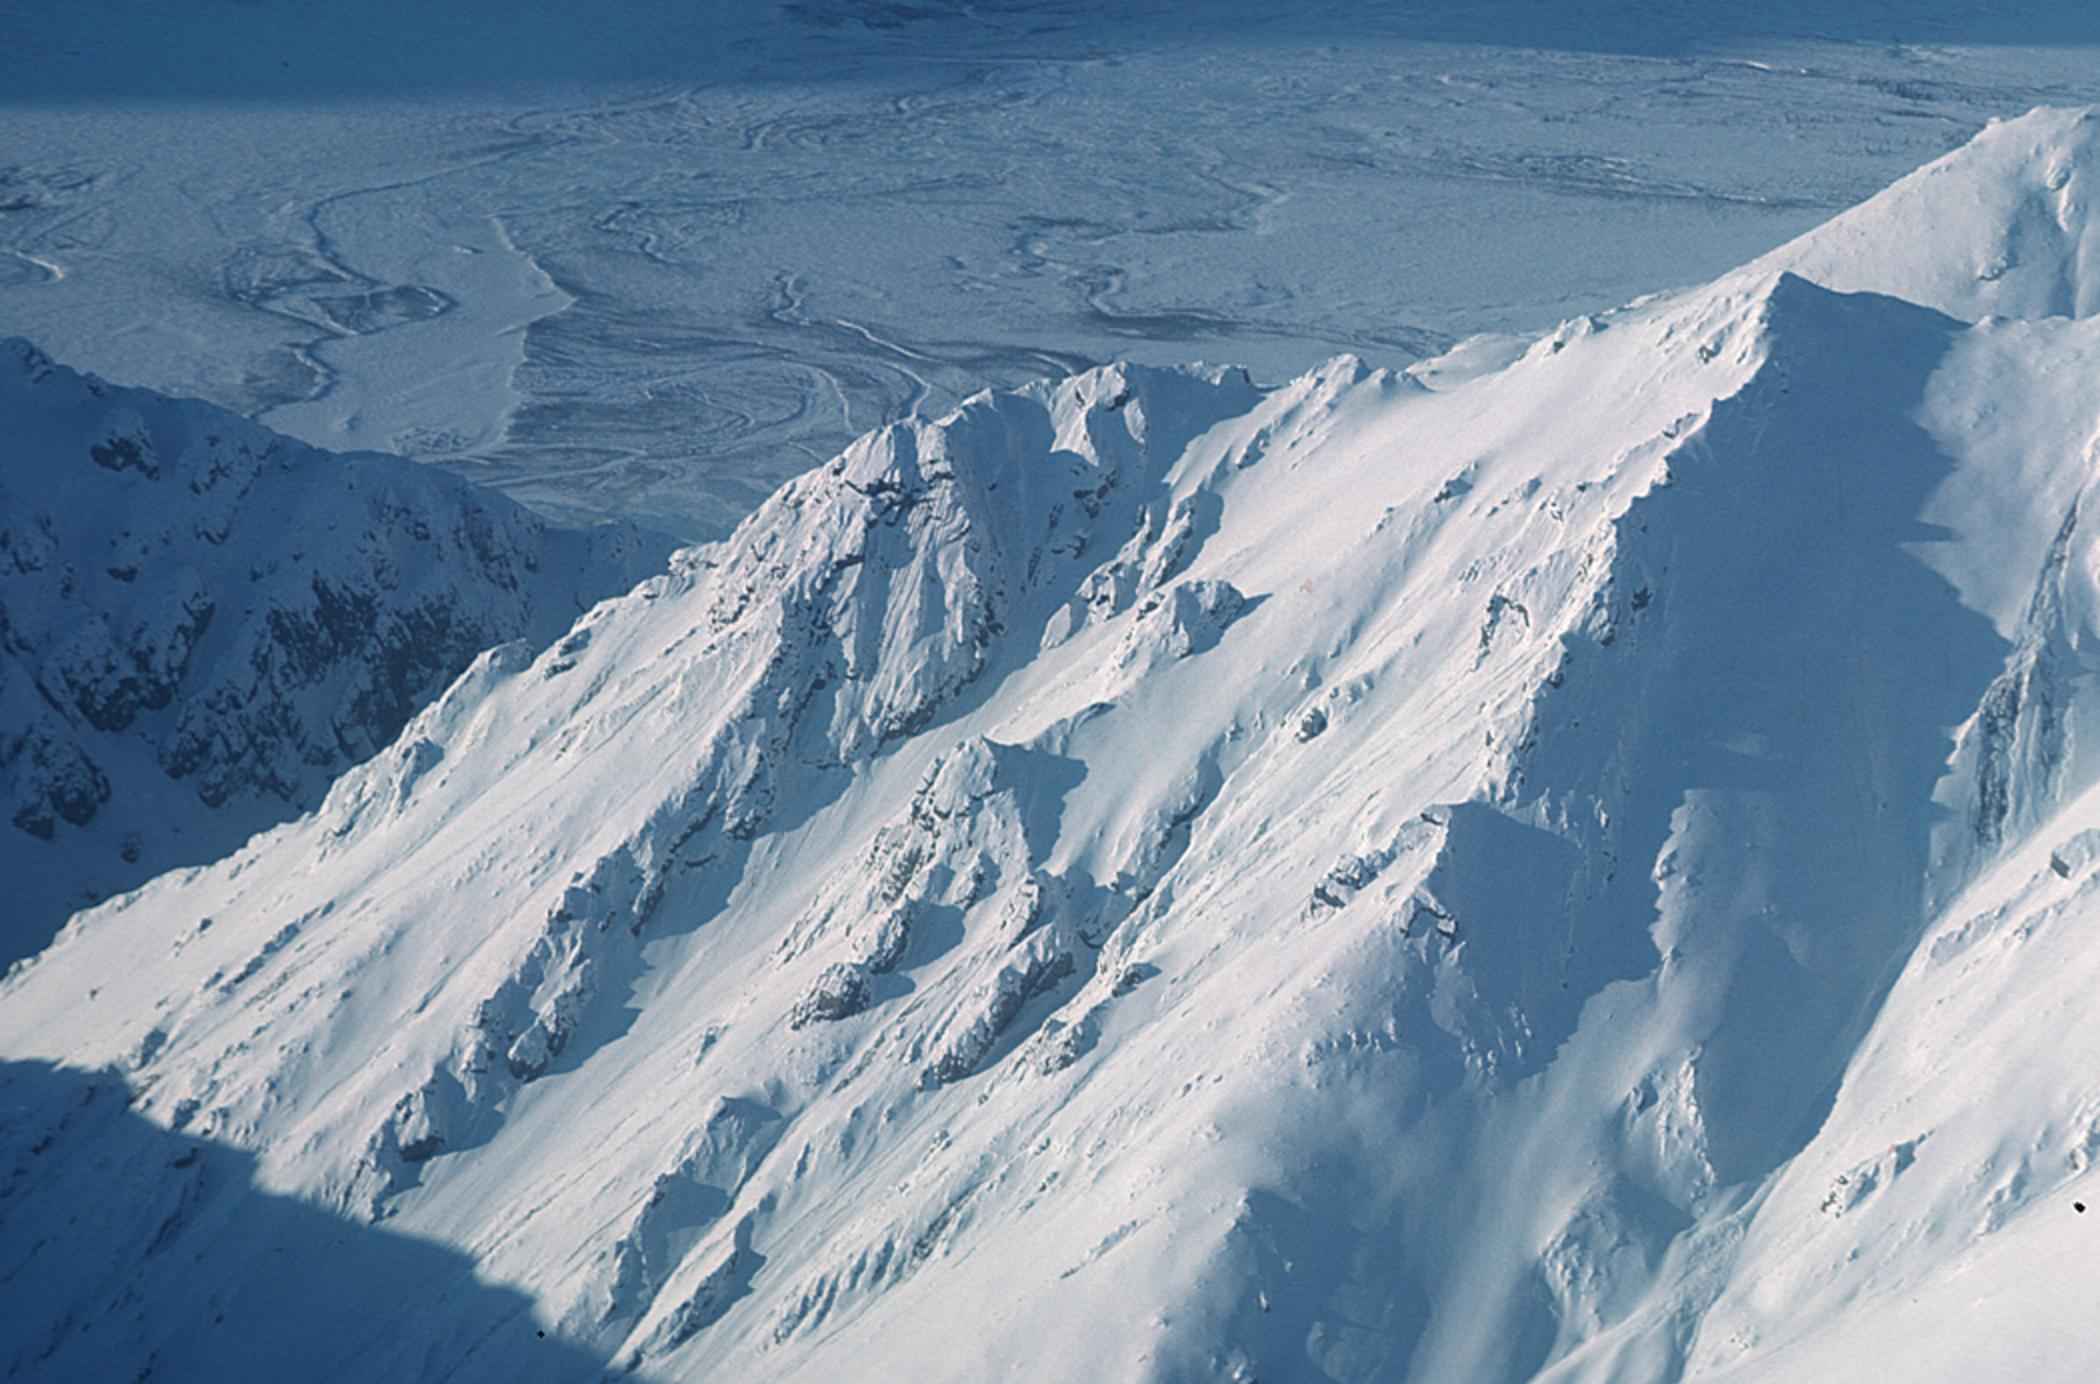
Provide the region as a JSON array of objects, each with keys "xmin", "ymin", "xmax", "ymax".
[{"xmin": 1758, "ymin": 104, "xmax": 2100, "ymax": 321}]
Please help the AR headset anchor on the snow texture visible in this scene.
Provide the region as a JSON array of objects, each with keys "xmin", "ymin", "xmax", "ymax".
[
  {"xmin": 12, "ymin": 103, "xmax": 2100, "ymax": 1384},
  {"xmin": 8, "ymin": 3, "xmax": 2100, "ymax": 537},
  {"xmin": 0, "ymin": 340, "xmax": 671, "ymax": 964}
]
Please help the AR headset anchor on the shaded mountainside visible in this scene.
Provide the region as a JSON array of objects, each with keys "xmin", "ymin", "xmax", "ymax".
[
  {"xmin": 8, "ymin": 109, "xmax": 2100, "ymax": 1383},
  {"xmin": 0, "ymin": 338, "xmax": 673, "ymax": 965},
  {"xmin": 0, "ymin": 1059, "xmax": 620, "ymax": 1380}
]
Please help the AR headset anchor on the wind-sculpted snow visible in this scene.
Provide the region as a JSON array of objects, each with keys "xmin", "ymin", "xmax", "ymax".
[
  {"xmin": 0, "ymin": 339, "xmax": 671, "ymax": 965},
  {"xmin": 14, "ymin": 111, "xmax": 2100, "ymax": 1383}
]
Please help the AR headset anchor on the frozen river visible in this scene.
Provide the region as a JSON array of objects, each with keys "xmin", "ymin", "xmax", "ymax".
[{"xmin": 5, "ymin": 1, "xmax": 2099, "ymax": 536}]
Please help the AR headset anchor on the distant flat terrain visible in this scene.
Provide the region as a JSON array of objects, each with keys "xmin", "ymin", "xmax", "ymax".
[{"xmin": 4, "ymin": 1, "xmax": 2099, "ymax": 537}]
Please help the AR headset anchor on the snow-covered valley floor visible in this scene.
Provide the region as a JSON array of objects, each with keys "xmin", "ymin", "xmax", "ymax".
[{"xmin": 5, "ymin": 2, "xmax": 2100, "ymax": 535}]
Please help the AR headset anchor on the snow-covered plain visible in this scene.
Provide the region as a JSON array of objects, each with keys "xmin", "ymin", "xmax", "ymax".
[
  {"xmin": 9, "ymin": 106, "xmax": 2100, "ymax": 1381},
  {"xmin": 6, "ymin": 2, "xmax": 2100, "ymax": 535}
]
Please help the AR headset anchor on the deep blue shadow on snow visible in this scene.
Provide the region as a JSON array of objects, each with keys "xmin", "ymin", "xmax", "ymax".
[{"xmin": 0, "ymin": 1059, "xmax": 625, "ymax": 1383}]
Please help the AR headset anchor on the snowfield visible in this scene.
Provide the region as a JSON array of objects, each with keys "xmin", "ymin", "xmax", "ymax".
[{"xmin": 9, "ymin": 106, "xmax": 2100, "ymax": 1381}]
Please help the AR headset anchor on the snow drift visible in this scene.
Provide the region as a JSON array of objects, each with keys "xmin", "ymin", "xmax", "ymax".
[{"xmin": 8, "ymin": 108, "xmax": 2100, "ymax": 1383}]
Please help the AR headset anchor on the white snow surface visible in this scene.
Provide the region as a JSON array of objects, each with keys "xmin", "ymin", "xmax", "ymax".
[
  {"xmin": 0, "ymin": 339, "xmax": 671, "ymax": 966},
  {"xmin": 9, "ymin": 107, "xmax": 2100, "ymax": 1381},
  {"xmin": 1755, "ymin": 104, "xmax": 2100, "ymax": 321}
]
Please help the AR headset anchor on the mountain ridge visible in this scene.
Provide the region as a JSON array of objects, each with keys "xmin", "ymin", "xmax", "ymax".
[
  {"xmin": 0, "ymin": 337, "xmax": 675, "ymax": 966},
  {"xmin": 1752, "ymin": 104, "xmax": 2100, "ymax": 322},
  {"xmin": 9, "ymin": 108, "xmax": 2100, "ymax": 1382}
]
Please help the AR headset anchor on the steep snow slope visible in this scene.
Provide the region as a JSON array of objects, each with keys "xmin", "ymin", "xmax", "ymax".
[
  {"xmin": 1757, "ymin": 106, "xmax": 2100, "ymax": 322},
  {"xmin": 8, "ymin": 109, "xmax": 2100, "ymax": 1383},
  {"xmin": 1676, "ymin": 783, "xmax": 2100, "ymax": 1382},
  {"xmin": 0, "ymin": 339, "xmax": 671, "ymax": 965}
]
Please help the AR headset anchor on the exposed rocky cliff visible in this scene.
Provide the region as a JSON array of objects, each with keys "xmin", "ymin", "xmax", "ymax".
[{"xmin": 0, "ymin": 338, "xmax": 672, "ymax": 964}]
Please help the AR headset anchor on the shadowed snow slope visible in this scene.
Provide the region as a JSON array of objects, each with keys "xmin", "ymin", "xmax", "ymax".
[
  {"xmin": 0, "ymin": 339, "xmax": 672, "ymax": 966},
  {"xmin": 7, "ymin": 108, "xmax": 2100, "ymax": 1382},
  {"xmin": 0, "ymin": 1059, "xmax": 621, "ymax": 1379}
]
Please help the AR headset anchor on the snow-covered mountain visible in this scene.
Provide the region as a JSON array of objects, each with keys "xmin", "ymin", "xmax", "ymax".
[
  {"xmin": 8, "ymin": 107, "xmax": 2100, "ymax": 1382},
  {"xmin": 0, "ymin": 340, "xmax": 672, "ymax": 966}
]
